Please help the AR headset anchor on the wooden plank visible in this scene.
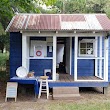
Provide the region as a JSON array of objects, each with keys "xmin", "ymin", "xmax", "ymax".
[{"xmin": 57, "ymin": 74, "xmax": 103, "ymax": 82}]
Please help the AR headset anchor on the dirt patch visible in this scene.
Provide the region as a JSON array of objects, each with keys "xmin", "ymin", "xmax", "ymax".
[{"xmin": 0, "ymin": 82, "xmax": 110, "ymax": 110}]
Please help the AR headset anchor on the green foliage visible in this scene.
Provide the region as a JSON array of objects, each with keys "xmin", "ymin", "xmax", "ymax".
[
  {"xmin": 0, "ymin": 0, "xmax": 57, "ymax": 52},
  {"xmin": 52, "ymin": 0, "xmax": 110, "ymax": 17},
  {"xmin": 0, "ymin": 53, "xmax": 9, "ymax": 68},
  {"xmin": 0, "ymin": 71, "xmax": 9, "ymax": 82}
]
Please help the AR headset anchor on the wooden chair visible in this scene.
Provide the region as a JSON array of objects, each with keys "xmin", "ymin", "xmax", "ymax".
[
  {"xmin": 38, "ymin": 76, "xmax": 49, "ymax": 99},
  {"xmin": 5, "ymin": 82, "xmax": 18, "ymax": 102}
]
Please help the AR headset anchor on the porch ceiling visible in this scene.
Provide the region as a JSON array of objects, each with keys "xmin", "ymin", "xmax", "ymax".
[{"xmin": 6, "ymin": 14, "xmax": 110, "ymax": 32}]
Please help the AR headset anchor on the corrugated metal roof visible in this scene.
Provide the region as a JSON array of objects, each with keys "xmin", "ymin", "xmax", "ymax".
[{"xmin": 6, "ymin": 14, "xmax": 110, "ymax": 32}]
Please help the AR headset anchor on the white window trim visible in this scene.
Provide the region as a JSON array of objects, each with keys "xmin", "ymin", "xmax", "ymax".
[{"xmin": 79, "ymin": 39, "xmax": 95, "ymax": 57}]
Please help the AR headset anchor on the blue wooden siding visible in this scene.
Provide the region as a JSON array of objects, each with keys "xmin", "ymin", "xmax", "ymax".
[
  {"xmin": 10, "ymin": 32, "xmax": 22, "ymax": 78},
  {"xmin": 108, "ymin": 37, "xmax": 110, "ymax": 81},
  {"xmin": 29, "ymin": 37, "xmax": 53, "ymax": 75},
  {"xmin": 72, "ymin": 37, "xmax": 95, "ymax": 76},
  {"xmin": 10, "ymin": 33, "xmax": 110, "ymax": 84},
  {"xmin": 77, "ymin": 59, "xmax": 94, "ymax": 76},
  {"xmin": 29, "ymin": 59, "xmax": 52, "ymax": 76}
]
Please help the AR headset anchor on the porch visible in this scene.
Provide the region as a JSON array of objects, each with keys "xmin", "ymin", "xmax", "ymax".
[
  {"xmin": 21, "ymin": 32, "xmax": 108, "ymax": 82},
  {"xmin": 10, "ymin": 74, "xmax": 109, "ymax": 92},
  {"xmin": 57, "ymin": 74, "xmax": 102, "ymax": 82}
]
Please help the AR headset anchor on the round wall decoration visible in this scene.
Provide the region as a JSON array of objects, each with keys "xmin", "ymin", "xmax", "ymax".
[{"xmin": 36, "ymin": 50, "xmax": 42, "ymax": 56}]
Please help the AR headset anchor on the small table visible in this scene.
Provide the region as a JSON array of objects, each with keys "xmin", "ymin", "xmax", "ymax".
[{"xmin": 10, "ymin": 76, "xmax": 40, "ymax": 96}]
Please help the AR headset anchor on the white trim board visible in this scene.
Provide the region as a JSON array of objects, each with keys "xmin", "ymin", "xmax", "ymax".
[
  {"xmin": 52, "ymin": 36, "xmax": 57, "ymax": 81},
  {"xmin": 22, "ymin": 31, "xmax": 106, "ymax": 37},
  {"xmin": 74, "ymin": 36, "xmax": 78, "ymax": 81}
]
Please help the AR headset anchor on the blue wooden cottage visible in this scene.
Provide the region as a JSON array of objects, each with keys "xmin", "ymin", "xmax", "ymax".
[{"xmin": 6, "ymin": 13, "xmax": 110, "ymax": 95}]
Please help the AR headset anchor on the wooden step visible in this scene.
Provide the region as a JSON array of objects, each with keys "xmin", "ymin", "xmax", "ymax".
[{"xmin": 53, "ymin": 87, "xmax": 80, "ymax": 100}]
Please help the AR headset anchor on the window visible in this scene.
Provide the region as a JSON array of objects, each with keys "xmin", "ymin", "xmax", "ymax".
[{"xmin": 79, "ymin": 39, "xmax": 94, "ymax": 56}]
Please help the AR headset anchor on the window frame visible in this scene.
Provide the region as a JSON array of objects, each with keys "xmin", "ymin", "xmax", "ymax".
[{"xmin": 78, "ymin": 39, "xmax": 95, "ymax": 57}]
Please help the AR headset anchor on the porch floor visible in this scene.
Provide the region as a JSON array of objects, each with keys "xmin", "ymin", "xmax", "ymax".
[{"xmin": 57, "ymin": 74, "xmax": 102, "ymax": 82}]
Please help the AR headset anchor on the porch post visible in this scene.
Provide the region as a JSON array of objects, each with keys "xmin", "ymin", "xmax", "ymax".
[
  {"xmin": 53, "ymin": 36, "xmax": 57, "ymax": 81},
  {"xmin": 22, "ymin": 34, "xmax": 29, "ymax": 72},
  {"xmin": 99, "ymin": 37, "xmax": 102, "ymax": 78},
  {"xmin": 70, "ymin": 37, "xmax": 72, "ymax": 75},
  {"xmin": 104, "ymin": 37, "xmax": 108, "ymax": 81},
  {"xmin": 95, "ymin": 36, "xmax": 98, "ymax": 77},
  {"xmin": 74, "ymin": 36, "xmax": 78, "ymax": 81}
]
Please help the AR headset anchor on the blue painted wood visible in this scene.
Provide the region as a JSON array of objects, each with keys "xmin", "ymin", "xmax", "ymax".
[
  {"xmin": 29, "ymin": 59, "xmax": 52, "ymax": 76},
  {"xmin": 10, "ymin": 32, "xmax": 22, "ymax": 78},
  {"xmin": 10, "ymin": 79, "xmax": 39, "ymax": 94},
  {"xmin": 108, "ymin": 37, "xmax": 110, "ymax": 81},
  {"xmin": 48, "ymin": 82, "xmax": 109, "ymax": 87},
  {"xmin": 77, "ymin": 59, "xmax": 94, "ymax": 76},
  {"xmin": 9, "ymin": 78, "xmax": 109, "ymax": 95}
]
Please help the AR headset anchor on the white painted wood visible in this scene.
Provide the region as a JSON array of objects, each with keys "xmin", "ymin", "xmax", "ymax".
[
  {"xmin": 74, "ymin": 36, "xmax": 78, "ymax": 81},
  {"xmin": 75, "ymin": 80, "xmax": 104, "ymax": 82},
  {"xmin": 77, "ymin": 57, "xmax": 104, "ymax": 59},
  {"xmin": 53, "ymin": 36, "xmax": 57, "ymax": 81},
  {"xmin": 99, "ymin": 37, "xmax": 102, "ymax": 78},
  {"xmin": 30, "ymin": 41, "xmax": 47, "ymax": 57},
  {"xmin": 28, "ymin": 57, "xmax": 53, "ymax": 59},
  {"xmin": 26, "ymin": 37, "xmax": 30, "ymax": 72},
  {"xmin": 95, "ymin": 76, "xmax": 104, "ymax": 80},
  {"xmin": 104, "ymin": 38, "xmax": 108, "ymax": 81},
  {"xmin": 70, "ymin": 37, "xmax": 72, "ymax": 75},
  {"xmin": 38, "ymin": 78, "xmax": 49, "ymax": 99},
  {"xmin": 22, "ymin": 34, "xmax": 29, "ymax": 72},
  {"xmin": 23, "ymin": 31, "xmax": 106, "ymax": 37},
  {"xmin": 95, "ymin": 36, "xmax": 98, "ymax": 77}
]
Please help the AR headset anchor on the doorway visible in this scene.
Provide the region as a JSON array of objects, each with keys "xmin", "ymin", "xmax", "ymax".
[{"xmin": 56, "ymin": 37, "xmax": 71, "ymax": 75}]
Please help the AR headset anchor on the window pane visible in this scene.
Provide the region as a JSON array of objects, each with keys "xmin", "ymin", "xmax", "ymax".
[
  {"xmin": 80, "ymin": 43, "xmax": 86, "ymax": 48},
  {"xmin": 87, "ymin": 49, "xmax": 93, "ymax": 55},
  {"xmin": 87, "ymin": 43, "xmax": 93, "ymax": 48},
  {"xmin": 80, "ymin": 49, "xmax": 86, "ymax": 54}
]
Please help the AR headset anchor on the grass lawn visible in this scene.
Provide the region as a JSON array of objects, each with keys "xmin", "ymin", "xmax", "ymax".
[{"xmin": 46, "ymin": 101, "xmax": 110, "ymax": 110}]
